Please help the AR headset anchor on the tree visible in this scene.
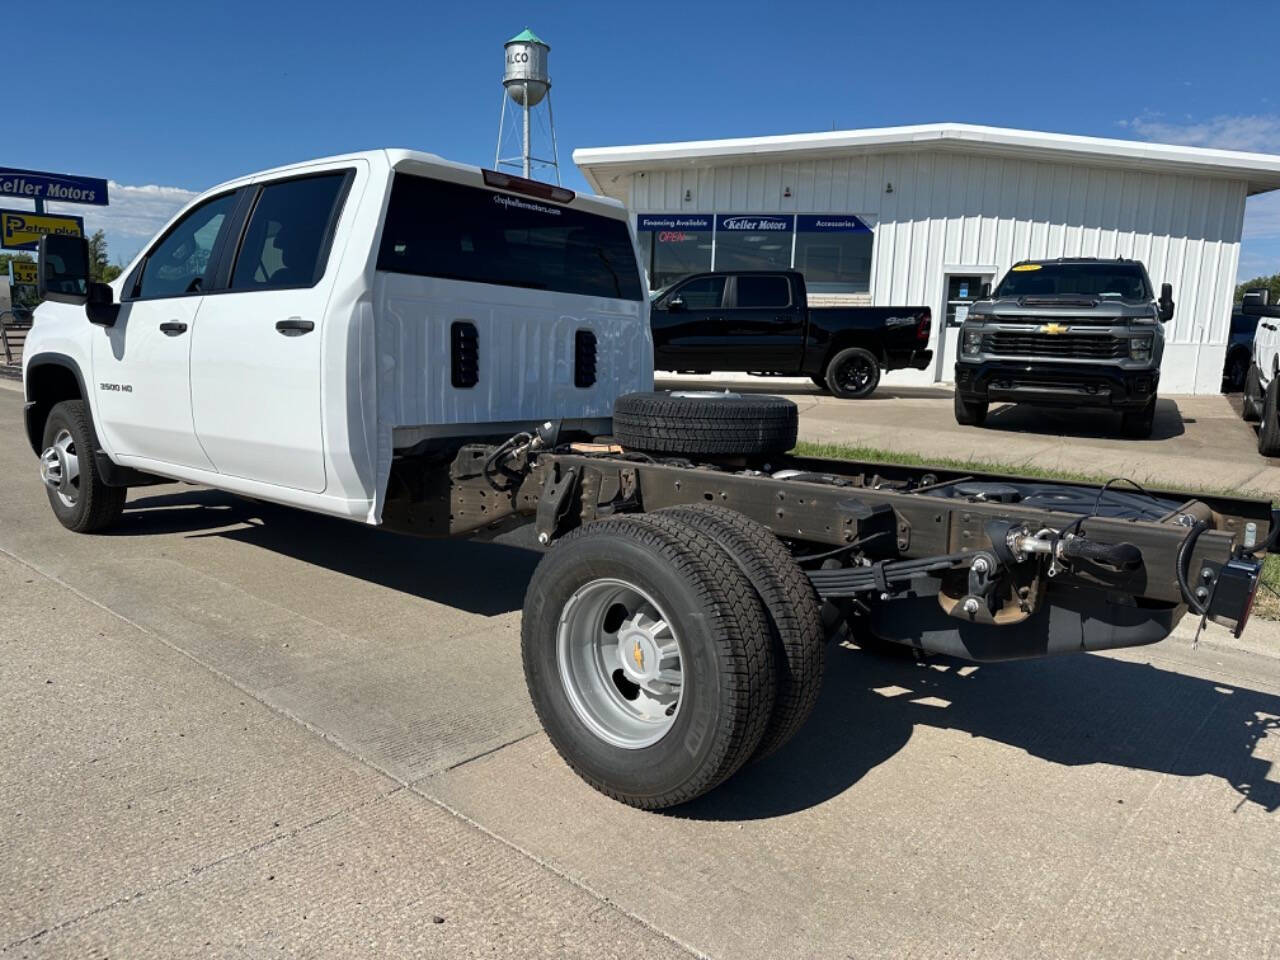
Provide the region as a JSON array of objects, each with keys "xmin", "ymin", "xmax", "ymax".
[
  {"xmin": 87, "ymin": 230, "xmax": 123, "ymax": 284},
  {"xmin": 1236, "ymin": 273, "xmax": 1280, "ymax": 306}
]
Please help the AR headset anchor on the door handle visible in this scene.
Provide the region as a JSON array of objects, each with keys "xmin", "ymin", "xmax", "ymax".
[
  {"xmin": 275, "ymin": 318, "xmax": 315, "ymax": 336},
  {"xmin": 159, "ymin": 321, "xmax": 188, "ymax": 336}
]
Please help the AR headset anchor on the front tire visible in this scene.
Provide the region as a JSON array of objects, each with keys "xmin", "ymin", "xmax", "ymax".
[
  {"xmin": 953, "ymin": 391, "xmax": 988, "ymax": 426},
  {"xmin": 824, "ymin": 347, "xmax": 881, "ymax": 399},
  {"xmin": 1258, "ymin": 380, "xmax": 1280, "ymax": 457},
  {"xmin": 522, "ymin": 514, "xmax": 776, "ymax": 809},
  {"xmin": 1120, "ymin": 398, "xmax": 1156, "ymax": 439},
  {"xmin": 39, "ymin": 400, "xmax": 126, "ymax": 533},
  {"xmin": 1243, "ymin": 365, "xmax": 1264, "ymax": 423}
]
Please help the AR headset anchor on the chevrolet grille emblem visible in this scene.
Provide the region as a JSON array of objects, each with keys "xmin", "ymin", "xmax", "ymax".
[{"xmin": 1040, "ymin": 323, "xmax": 1069, "ymax": 335}]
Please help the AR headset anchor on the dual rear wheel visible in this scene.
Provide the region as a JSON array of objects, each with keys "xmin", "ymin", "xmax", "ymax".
[{"xmin": 521, "ymin": 507, "xmax": 825, "ymax": 809}]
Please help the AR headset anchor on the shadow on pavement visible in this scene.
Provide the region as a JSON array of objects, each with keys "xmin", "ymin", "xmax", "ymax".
[
  {"xmin": 655, "ymin": 377, "xmax": 955, "ymax": 402},
  {"xmin": 679, "ymin": 641, "xmax": 1280, "ymax": 821},
  {"xmin": 982, "ymin": 396, "xmax": 1186, "ymax": 441},
  {"xmin": 119, "ymin": 488, "xmax": 540, "ymax": 616},
  {"xmin": 115, "ymin": 488, "xmax": 1279, "ymax": 816}
]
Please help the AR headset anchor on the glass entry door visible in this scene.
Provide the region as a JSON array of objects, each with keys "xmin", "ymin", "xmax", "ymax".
[{"xmin": 937, "ymin": 272, "xmax": 993, "ymax": 381}]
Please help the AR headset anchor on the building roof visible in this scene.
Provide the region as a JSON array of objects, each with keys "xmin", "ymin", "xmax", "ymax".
[{"xmin": 574, "ymin": 122, "xmax": 1280, "ymax": 197}]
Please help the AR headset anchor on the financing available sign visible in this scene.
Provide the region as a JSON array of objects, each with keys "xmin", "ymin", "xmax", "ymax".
[
  {"xmin": 1, "ymin": 209, "xmax": 85, "ymax": 251},
  {"xmin": 0, "ymin": 167, "xmax": 109, "ymax": 206}
]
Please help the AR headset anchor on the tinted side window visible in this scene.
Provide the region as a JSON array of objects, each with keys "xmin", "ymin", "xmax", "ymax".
[
  {"xmin": 231, "ymin": 173, "xmax": 347, "ymax": 290},
  {"xmin": 736, "ymin": 275, "xmax": 790, "ymax": 308},
  {"xmin": 377, "ymin": 175, "xmax": 643, "ymax": 301},
  {"xmin": 670, "ymin": 276, "xmax": 725, "ymax": 310},
  {"xmin": 136, "ymin": 193, "xmax": 237, "ymax": 299}
]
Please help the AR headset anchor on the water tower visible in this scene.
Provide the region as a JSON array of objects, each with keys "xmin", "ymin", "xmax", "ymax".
[{"xmin": 495, "ymin": 28, "xmax": 561, "ymax": 184}]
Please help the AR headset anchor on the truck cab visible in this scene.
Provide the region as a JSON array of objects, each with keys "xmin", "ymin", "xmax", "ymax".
[
  {"xmin": 24, "ymin": 150, "xmax": 650, "ymax": 532},
  {"xmin": 953, "ymin": 258, "xmax": 1173, "ymax": 437}
]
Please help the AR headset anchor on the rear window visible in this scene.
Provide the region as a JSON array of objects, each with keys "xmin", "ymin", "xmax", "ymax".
[
  {"xmin": 995, "ymin": 262, "xmax": 1151, "ymax": 301},
  {"xmin": 735, "ymin": 275, "xmax": 791, "ymax": 308},
  {"xmin": 377, "ymin": 174, "xmax": 643, "ymax": 301}
]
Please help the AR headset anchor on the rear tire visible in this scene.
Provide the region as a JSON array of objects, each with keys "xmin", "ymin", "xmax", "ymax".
[
  {"xmin": 521, "ymin": 514, "xmax": 776, "ymax": 809},
  {"xmin": 824, "ymin": 347, "xmax": 881, "ymax": 399},
  {"xmin": 40, "ymin": 400, "xmax": 126, "ymax": 533},
  {"xmin": 953, "ymin": 391, "xmax": 988, "ymax": 426},
  {"xmin": 1258, "ymin": 380, "xmax": 1280, "ymax": 458},
  {"xmin": 613, "ymin": 390, "xmax": 798, "ymax": 457},
  {"xmin": 1120, "ymin": 398, "xmax": 1156, "ymax": 439},
  {"xmin": 658, "ymin": 505, "xmax": 825, "ymax": 759},
  {"xmin": 1243, "ymin": 365, "xmax": 1264, "ymax": 423}
]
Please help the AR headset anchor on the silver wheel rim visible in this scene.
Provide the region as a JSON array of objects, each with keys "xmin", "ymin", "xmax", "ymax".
[
  {"xmin": 39, "ymin": 428, "xmax": 80, "ymax": 508},
  {"xmin": 556, "ymin": 578, "xmax": 684, "ymax": 749}
]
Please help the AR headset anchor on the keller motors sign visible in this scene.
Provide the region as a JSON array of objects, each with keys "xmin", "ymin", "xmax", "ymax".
[{"xmin": 0, "ymin": 167, "xmax": 109, "ymax": 206}]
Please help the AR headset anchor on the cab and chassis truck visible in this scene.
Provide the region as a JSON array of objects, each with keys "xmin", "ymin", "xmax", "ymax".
[{"xmin": 25, "ymin": 150, "xmax": 1271, "ymax": 809}]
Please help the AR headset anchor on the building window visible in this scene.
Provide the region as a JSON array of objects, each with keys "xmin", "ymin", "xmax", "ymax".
[
  {"xmin": 636, "ymin": 214, "xmax": 713, "ymax": 290},
  {"xmin": 793, "ymin": 215, "xmax": 873, "ymax": 294},
  {"xmin": 714, "ymin": 215, "xmax": 794, "ymax": 272}
]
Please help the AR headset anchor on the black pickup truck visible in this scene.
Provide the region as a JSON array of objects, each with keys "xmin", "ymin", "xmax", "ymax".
[{"xmin": 649, "ymin": 270, "xmax": 932, "ymax": 398}]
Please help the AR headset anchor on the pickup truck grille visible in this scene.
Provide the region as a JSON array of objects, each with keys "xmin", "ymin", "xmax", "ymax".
[{"xmin": 982, "ymin": 330, "xmax": 1127, "ymax": 360}]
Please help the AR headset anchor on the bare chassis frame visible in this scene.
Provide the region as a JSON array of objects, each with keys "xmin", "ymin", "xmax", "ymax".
[{"xmin": 384, "ymin": 443, "xmax": 1272, "ymax": 657}]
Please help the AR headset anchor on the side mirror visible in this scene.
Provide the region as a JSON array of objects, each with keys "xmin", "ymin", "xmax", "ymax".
[
  {"xmin": 1242, "ymin": 288, "xmax": 1269, "ymax": 316},
  {"xmin": 666, "ymin": 296, "xmax": 686, "ymax": 313},
  {"xmin": 86, "ymin": 281, "xmax": 120, "ymax": 327},
  {"xmin": 1158, "ymin": 282, "xmax": 1175, "ymax": 323},
  {"xmin": 37, "ymin": 234, "xmax": 91, "ymax": 305},
  {"xmin": 979, "ymin": 282, "xmax": 991, "ymax": 299}
]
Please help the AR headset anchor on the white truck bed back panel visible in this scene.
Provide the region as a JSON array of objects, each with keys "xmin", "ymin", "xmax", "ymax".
[{"xmin": 373, "ymin": 272, "xmax": 652, "ymax": 435}]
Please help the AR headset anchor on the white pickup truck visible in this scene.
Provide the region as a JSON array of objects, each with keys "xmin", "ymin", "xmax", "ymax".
[{"xmin": 26, "ymin": 150, "xmax": 1272, "ymax": 809}]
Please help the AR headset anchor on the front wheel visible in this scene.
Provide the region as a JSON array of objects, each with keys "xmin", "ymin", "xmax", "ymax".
[
  {"xmin": 953, "ymin": 391, "xmax": 988, "ymax": 426},
  {"xmin": 1243, "ymin": 365, "xmax": 1264, "ymax": 423},
  {"xmin": 40, "ymin": 400, "xmax": 126, "ymax": 533},
  {"xmin": 1120, "ymin": 399, "xmax": 1156, "ymax": 439},
  {"xmin": 1258, "ymin": 380, "xmax": 1280, "ymax": 457},
  {"xmin": 824, "ymin": 347, "xmax": 881, "ymax": 399}
]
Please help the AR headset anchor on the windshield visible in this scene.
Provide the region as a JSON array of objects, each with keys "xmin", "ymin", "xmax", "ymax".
[{"xmin": 995, "ymin": 262, "xmax": 1151, "ymax": 301}]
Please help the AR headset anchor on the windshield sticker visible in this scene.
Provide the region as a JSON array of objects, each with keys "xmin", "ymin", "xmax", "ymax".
[{"xmin": 1011, "ymin": 263, "xmax": 1041, "ymax": 272}]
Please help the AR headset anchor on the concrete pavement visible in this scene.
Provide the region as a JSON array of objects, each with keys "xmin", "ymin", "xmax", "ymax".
[
  {"xmin": 2, "ymin": 381, "xmax": 1279, "ymax": 958},
  {"xmin": 658, "ymin": 374, "xmax": 1280, "ymax": 496}
]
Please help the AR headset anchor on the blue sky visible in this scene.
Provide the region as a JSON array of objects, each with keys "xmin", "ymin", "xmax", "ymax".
[{"xmin": 16, "ymin": 0, "xmax": 1280, "ymax": 278}]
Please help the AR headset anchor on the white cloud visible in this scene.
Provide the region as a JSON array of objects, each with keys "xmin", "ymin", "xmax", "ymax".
[
  {"xmin": 1120, "ymin": 113, "xmax": 1280, "ymax": 154},
  {"xmin": 1244, "ymin": 191, "xmax": 1280, "ymax": 240},
  {"xmin": 1122, "ymin": 114, "xmax": 1280, "ymax": 283},
  {"xmin": 46, "ymin": 180, "xmax": 197, "ymax": 240}
]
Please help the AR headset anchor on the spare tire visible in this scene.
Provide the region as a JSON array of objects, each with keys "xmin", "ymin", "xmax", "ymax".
[{"xmin": 613, "ymin": 391, "xmax": 798, "ymax": 456}]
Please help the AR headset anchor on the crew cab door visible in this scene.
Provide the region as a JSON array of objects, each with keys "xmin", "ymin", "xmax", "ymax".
[
  {"xmin": 722, "ymin": 274, "xmax": 804, "ymax": 369},
  {"xmin": 92, "ymin": 190, "xmax": 240, "ymax": 470},
  {"xmin": 650, "ymin": 274, "xmax": 727, "ymax": 370},
  {"xmin": 190, "ymin": 168, "xmax": 356, "ymax": 493}
]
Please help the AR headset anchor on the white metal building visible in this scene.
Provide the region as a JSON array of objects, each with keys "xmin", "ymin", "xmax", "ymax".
[{"xmin": 574, "ymin": 123, "xmax": 1280, "ymax": 393}]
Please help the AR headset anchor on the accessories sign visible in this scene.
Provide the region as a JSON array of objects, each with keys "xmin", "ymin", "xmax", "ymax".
[
  {"xmin": 0, "ymin": 167, "xmax": 109, "ymax": 206},
  {"xmin": 1, "ymin": 209, "xmax": 85, "ymax": 251}
]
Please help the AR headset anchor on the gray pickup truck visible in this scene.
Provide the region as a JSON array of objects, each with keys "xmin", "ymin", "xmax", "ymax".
[{"xmin": 953, "ymin": 258, "xmax": 1174, "ymax": 437}]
